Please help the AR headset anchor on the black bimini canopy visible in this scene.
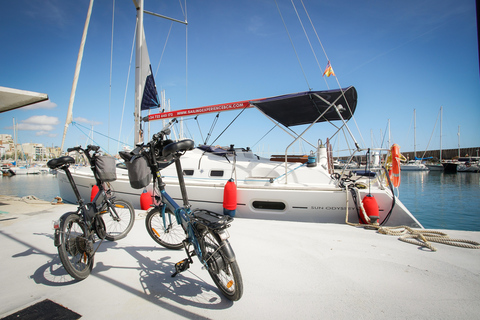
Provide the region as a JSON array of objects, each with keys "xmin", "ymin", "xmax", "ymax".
[{"xmin": 250, "ymin": 86, "xmax": 357, "ymax": 127}]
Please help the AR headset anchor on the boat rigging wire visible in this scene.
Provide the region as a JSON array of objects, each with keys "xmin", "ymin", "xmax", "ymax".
[
  {"xmin": 204, "ymin": 113, "xmax": 219, "ymax": 145},
  {"xmin": 252, "ymin": 125, "xmax": 277, "ymax": 149},
  {"xmin": 290, "ymin": 0, "xmax": 326, "ymax": 89},
  {"xmin": 420, "ymin": 107, "xmax": 441, "ymax": 160},
  {"xmin": 117, "ymin": 21, "xmax": 137, "ymax": 152},
  {"xmin": 154, "ymin": 22, "xmax": 174, "ymax": 79},
  {"xmin": 277, "ymin": 0, "xmax": 367, "ymax": 149},
  {"xmin": 108, "ymin": 0, "xmax": 115, "ymax": 154},
  {"xmin": 274, "ymin": 0, "xmax": 311, "ymax": 91},
  {"xmin": 71, "ymin": 121, "xmax": 125, "ymax": 155},
  {"xmin": 194, "ymin": 116, "xmax": 204, "ymax": 143},
  {"xmin": 209, "ymin": 108, "xmax": 249, "ymax": 147}
]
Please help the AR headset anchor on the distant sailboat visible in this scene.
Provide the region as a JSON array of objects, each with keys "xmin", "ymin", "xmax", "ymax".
[
  {"xmin": 401, "ymin": 109, "xmax": 428, "ymax": 171},
  {"xmin": 425, "ymin": 107, "xmax": 444, "ymax": 171}
]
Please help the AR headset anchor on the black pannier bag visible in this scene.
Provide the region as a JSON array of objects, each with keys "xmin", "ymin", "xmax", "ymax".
[
  {"xmin": 122, "ymin": 154, "xmax": 152, "ymax": 189},
  {"xmin": 95, "ymin": 155, "xmax": 117, "ymax": 182}
]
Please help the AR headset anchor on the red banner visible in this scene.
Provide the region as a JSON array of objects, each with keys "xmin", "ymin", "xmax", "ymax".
[{"xmin": 147, "ymin": 99, "xmax": 256, "ymax": 122}]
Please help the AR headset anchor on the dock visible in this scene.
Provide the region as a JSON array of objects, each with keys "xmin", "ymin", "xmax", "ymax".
[{"xmin": 1, "ymin": 195, "xmax": 479, "ymax": 319}]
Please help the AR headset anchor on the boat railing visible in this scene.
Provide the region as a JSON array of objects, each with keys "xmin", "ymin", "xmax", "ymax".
[{"xmin": 334, "ymin": 147, "xmax": 390, "ymax": 189}]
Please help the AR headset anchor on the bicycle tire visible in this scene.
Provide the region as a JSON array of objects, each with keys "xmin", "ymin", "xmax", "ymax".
[
  {"xmin": 200, "ymin": 228, "xmax": 243, "ymax": 301},
  {"xmin": 102, "ymin": 198, "xmax": 135, "ymax": 241},
  {"xmin": 57, "ymin": 212, "xmax": 94, "ymax": 280},
  {"xmin": 145, "ymin": 207, "xmax": 184, "ymax": 250}
]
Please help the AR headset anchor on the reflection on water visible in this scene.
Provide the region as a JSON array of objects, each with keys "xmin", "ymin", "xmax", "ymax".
[{"xmin": 398, "ymin": 171, "xmax": 480, "ymax": 231}]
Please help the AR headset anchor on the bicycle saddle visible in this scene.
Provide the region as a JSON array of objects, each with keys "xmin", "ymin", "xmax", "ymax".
[
  {"xmin": 47, "ymin": 156, "xmax": 76, "ymax": 169},
  {"xmin": 162, "ymin": 139, "xmax": 195, "ymax": 158}
]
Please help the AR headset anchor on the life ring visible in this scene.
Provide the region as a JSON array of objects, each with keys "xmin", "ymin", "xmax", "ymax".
[{"xmin": 390, "ymin": 144, "xmax": 402, "ymax": 187}]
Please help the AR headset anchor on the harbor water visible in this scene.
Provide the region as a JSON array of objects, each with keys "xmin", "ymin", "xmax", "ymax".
[
  {"xmin": 398, "ymin": 171, "xmax": 480, "ymax": 231},
  {"xmin": 1, "ymin": 171, "xmax": 479, "ymax": 231}
]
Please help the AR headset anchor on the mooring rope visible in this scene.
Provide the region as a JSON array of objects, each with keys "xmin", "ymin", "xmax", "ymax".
[
  {"xmin": 377, "ymin": 226, "xmax": 480, "ymax": 251},
  {"xmin": 344, "ymin": 188, "xmax": 480, "ymax": 251}
]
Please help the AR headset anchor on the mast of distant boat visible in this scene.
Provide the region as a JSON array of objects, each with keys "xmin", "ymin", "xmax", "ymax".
[
  {"xmin": 440, "ymin": 106, "xmax": 442, "ymax": 162},
  {"xmin": 413, "ymin": 108, "xmax": 416, "ymax": 159},
  {"xmin": 61, "ymin": 0, "xmax": 95, "ymax": 151},
  {"xmin": 458, "ymin": 125, "xmax": 461, "ymax": 158},
  {"xmin": 12, "ymin": 118, "xmax": 17, "ymax": 166}
]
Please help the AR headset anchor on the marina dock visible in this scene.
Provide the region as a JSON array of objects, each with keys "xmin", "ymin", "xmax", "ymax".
[{"xmin": 1, "ymin": 195, "xmax": 479, "ymax": 319}]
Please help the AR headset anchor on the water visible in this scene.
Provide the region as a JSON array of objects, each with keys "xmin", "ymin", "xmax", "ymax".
[
  {"xmin": 398, "ymin": 171, "xmax": 480, "ymax": 231},
  {"xmin": 0, "ymin": 174, "xmax": 61, "ymax": 202},
  {"xmin": 1, "ymin": 172, "xmax": 479, "ymax": 231}
]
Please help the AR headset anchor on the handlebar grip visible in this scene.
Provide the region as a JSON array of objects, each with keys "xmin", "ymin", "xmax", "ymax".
[
  {"xmin": 162, "ymin": 139, "xmax": 195, "ymax": 158},
  {"xmin": 67, "ymin": 146, "xmax": 82, "ymax": 153},
  {"xmin": 87, "ymin": 145, "xmax": 100, "ymax": 152}
]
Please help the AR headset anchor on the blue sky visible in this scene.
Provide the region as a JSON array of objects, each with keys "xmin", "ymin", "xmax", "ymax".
[{"xmin": 1, "ymin": 0, "xmax": 479, "ymax": 157}]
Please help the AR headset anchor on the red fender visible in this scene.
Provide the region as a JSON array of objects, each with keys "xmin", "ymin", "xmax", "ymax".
[
  {"xmin": 140, "ymin": 190, "xmax": 153, "ymax": 210},
  {"xmin": 90, "ymin": 185, "xmax": 99, "ymax": 202},
  {"xmin": 223, "ymin": 179, "xmax": 237, "ymax": 217}
]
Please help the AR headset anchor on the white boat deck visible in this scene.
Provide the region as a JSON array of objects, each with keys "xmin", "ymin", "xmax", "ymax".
[{"xmin": 1, "ymin": 195, "xmax": 479, "ymax": 319}]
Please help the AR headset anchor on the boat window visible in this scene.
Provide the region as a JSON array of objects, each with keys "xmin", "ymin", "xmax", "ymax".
[
  {"xmin": 252, "ymin": 201, "xmax": 286, "ymax": 211},
  {"xmin": 183, "ymin": 169, "xmax": 194, "ymax": 176},
  {"xmin": 210, "ymin": 170, "xmax": 224, "ymax": 177}
]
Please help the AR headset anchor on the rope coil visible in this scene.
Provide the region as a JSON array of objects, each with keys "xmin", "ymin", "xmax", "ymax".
[{"xmin": 377, "ymin": 226, "xmax": 480, "ymax": 251}]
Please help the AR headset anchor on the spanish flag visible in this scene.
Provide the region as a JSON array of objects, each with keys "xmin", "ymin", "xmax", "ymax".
[{"xmin": 323, "ymin": 61, "xmax": 335, "ymax": 77}]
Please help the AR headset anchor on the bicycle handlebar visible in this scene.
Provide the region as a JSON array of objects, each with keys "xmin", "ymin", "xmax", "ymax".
[
  {"xmin": 152, "ymin": 118, "xmax": 177, "ymax": 142},
  {"xmin": 67, "ymin": 145, "xmax": 101, "ymax": 154}
]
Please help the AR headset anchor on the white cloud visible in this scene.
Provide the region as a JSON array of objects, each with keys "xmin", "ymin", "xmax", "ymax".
[
  {"xmin": 16, "ymin": 123, "xmax": 56, "ymax": 131},
  {"xmin": 23, "ymin": 115, "xmax": 59, "ymax": 125},
  {"xmin": 15, "ymin": 115, "xmax": 59, "ymax": 132},
  {"xmin": 23, "ymin": 100, "xmax": 57, "ymax": 110},
  {"xmin": 36, "ymin": 131, "xmax": 57, "ymax": 137},
  {"xmin": 74, "ymin": 117, "xmax": 102, "ymax": 126}
]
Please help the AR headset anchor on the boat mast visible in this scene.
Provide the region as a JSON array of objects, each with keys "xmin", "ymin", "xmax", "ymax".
[
  {"xmin": 413, "ymin": 108, "xmax": 416, "ymax": 159},
  {"xmin": 440, "ymin": 106, "xmax": 442, "ymax": 162},
  {"xmin": 134, "ymin": 0, "xmax": 144, "ymax": 145},
  {"xmin": 13, "ymin": 118, "xmax": 17, "ymax": 165},
  {"xmin": 133, "ymin": 0, "xmax": 187, "ymax": 145},
  {"xmin": 458, "ymin": 125, "xmax": 460, "ymax": 158},
  {"xmin": 388, "ymin": 119, "xmax": 391, "ymax": 147},
  {"xmin": 61, "ymin": 0, "xmax": 95, "ymax": 151}
]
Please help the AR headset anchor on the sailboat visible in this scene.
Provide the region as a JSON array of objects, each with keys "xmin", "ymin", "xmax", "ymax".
[
  {"xmin": 425, "ymin": 107, "xmax": 444, "ymax": 171},
  {"xmin": 401, "ymin": 109, "xmax": 429, "ymax": 171},
  {"xmin": 57, "ymin": 1, "xmax": 423, "ymax": 228}
]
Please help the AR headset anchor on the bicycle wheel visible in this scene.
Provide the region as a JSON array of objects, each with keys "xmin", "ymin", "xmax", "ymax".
[
  {"xmin": 145, "ymin": 207, "xmax": 184, "ymax": 250},
  {"xmin": 57, "ymin": 212, "xmax": 94, "ymax": 280},
  {"xmin": 102, "ymin": 198, "xmax": 135, "ymax": 241},
  {"xmin": 200, "ymin": 228, "xmax": 243, "ymax": 301}
]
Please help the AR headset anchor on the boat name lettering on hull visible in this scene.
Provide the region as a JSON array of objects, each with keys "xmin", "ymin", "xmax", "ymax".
[{"xmin": 311, "ymin": 206, "xmax": 355, "ymax": 210}]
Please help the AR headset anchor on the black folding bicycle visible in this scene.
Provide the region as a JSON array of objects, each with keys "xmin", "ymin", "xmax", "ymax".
[{"xmin": 47, "ymin": 145, "xmax": 135, "ymax": 280}]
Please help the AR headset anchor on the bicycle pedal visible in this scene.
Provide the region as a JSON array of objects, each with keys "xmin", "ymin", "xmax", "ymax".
[{"xmin": 171, "ymin": 258, "xmax": 190, "ymax": 277}]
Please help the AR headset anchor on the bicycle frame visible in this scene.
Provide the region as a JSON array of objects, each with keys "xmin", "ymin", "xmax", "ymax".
[
  {"xmin": 53, "ymin": 146, "xmax": 122, "ymax": 242},
  {"xmin": 152, "ymin": 157, "xmax": 205, "ymax": 261}
]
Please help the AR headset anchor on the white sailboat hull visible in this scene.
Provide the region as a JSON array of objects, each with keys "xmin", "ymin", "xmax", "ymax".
[
  {"xmin": 400, "ymin": 161, "xmax": 429, "ymax": 171},
  {"xmin": 57, "ymin": 148, "xmax": 422, "ymax": 228}
]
